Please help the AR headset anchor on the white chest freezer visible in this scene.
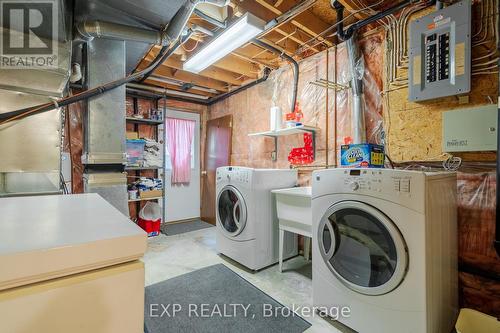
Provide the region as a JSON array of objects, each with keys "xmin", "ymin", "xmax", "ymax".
[{"xmin": 0, "ymin": 193, "xmax": 147, "ymax": 333}]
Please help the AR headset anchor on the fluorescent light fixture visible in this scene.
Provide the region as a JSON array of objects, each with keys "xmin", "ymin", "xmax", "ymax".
[{"xmin": 183, "ymin": 13, "xmax": 265, "ymax": 73}]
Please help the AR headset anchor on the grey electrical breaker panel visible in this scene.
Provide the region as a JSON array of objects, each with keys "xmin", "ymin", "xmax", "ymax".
[{"xmin": 408, "ymin": 0, "xmax": 471, "ymax": 102}]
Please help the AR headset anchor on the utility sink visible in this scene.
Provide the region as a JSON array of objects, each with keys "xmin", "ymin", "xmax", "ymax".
[
  {"xmin": 272, "ymin": 187, "xmax": 312, "ymax": 236},
  {"xmin": 272, "ymin": 187, "xmax": 312, "ymax": 270}
]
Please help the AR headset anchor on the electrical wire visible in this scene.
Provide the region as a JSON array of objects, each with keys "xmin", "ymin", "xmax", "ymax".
[{"xmin": 442, "ymin": 155, "xmax": 462, "ymax": 171}]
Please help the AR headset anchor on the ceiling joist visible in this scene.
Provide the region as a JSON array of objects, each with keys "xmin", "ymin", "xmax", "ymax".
[
  {"xmin": 135, "ymin": 0, "xmax": 346, "ymax": 101},
  {"xmin": 136, "ymin": 62, "xmax": 230, "ymax": 92}
]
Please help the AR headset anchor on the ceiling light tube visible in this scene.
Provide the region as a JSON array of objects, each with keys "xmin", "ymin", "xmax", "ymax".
[{"xmin": 183, "ymin": 13, "xmax": 265, "ymax": 73}]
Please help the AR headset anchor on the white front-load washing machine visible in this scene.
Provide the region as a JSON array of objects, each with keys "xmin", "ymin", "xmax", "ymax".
[
  {"xmin": 312, "ymin": 168, "xmax": 458, "ymax": 333},
  {"xmin": 216, "ymin": 166, "xmax": 298, "ymax": 270}
]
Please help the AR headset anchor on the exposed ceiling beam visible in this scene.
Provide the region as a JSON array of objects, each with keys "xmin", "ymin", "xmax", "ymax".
[
  {"xmin": 142, "ymin": 78, "xmax": 216, "ymax": 97},
  {"xmin": 136, "ymin": 62, "xmax": 230, "ymax": 92},
  {"xmin": 213, "ymin": 55, "xmax": 261, "ymax": 79},
  {"xmin": 335, "ymin": 0, "xmax": 368, "ymax": 20},
  {"xmin": 231, "ymin": 51, "xmax": 279, "ymax": 69},
  {"xmin": 253, "ymin": 0, "xmax": 333, "ymax": 47},
  {"xmin": 234, "ymin": 0, "xmax": 326, "ymax": 54}
]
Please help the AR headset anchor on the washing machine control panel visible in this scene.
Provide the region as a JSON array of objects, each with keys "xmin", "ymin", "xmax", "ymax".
[
  {"xmin": 341, "ymin": 169, "xmax": 412, "ymax": 195},
  {"xmin": 216, "ymin": 167, "xmax": 250, "ymax": 185}
]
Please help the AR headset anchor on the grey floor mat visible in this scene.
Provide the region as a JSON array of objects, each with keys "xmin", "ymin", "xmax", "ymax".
[
  {"xmin": 162, "ymin": 220, "xmax": 214, "ymax": 236},
  {"xmin": 144, "ymin": 264, "xmax": 312, "ymax": 333}
]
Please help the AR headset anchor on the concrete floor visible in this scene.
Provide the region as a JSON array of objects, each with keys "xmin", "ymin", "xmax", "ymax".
[{"xmin": 143, "ymin": 227, "xmax": 351, "ymax": 333}]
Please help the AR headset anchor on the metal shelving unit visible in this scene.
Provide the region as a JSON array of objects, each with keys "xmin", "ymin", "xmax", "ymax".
[
  {"xmin": 128, "ymin": 196, "xmax": 164, "ymax": 203},
  {"xmin": 126, "ymin": 95, "xmax": 167, "ymax": 226},
  {"xmin": 126, "ymin": 117, "xmax": 163, "ymax": 125},
  {"xmin": 125, "ymin": 166, "xmax": 163, "ymax": 171}
]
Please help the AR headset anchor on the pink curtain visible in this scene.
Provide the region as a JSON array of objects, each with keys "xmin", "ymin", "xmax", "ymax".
[{"xmin": 166, "ymin": 117, "xmax": 195, "ymax": 184}]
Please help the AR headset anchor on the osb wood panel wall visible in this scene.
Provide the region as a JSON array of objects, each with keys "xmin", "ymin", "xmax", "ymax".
[
  {"xmin": 384, "ymin": 5, "xmax": 499, "ymax": 162},
  {"xmin": 208, "ymin": 9, "xmax": 499, "ymax": 317}
]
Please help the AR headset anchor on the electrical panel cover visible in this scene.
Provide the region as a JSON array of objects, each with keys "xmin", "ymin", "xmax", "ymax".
[
  {"xmin": 442, "ymin": 104, "xmax": 498, "ymax": 152},
  {"xmin": 408, "ymin": 0, "xmax": 471, "ymax": 102}
]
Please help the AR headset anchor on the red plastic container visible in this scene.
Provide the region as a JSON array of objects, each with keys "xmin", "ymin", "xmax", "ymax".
[{"xmin": 137, "ymin": 217, "xmax": 161, "ymax": 237}]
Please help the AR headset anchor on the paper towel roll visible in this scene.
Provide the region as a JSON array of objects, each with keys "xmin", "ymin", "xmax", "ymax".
[{"xmin": 270, "ymin": 106, "xmax": 282, "ymax": 131}]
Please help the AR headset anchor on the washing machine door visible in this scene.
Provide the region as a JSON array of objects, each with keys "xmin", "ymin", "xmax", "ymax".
[
  {"xmin": 217, "ymin": 185, "xmax": 248, "ymax": 237},
  {"xmin": 318, "ymin": 201, "xmax": 408, "ymax": 296}
]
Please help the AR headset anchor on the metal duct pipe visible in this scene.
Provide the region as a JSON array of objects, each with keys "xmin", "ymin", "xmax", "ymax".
[
  {"xmin": 165, "ymin": 0, "xmax": 228, "ymax": 44},
  {"xmin": 346, "ymin": 35, "xmax": 366, "ymax": 144},
  {"xmin": 193, "ymin": 9, "xmax": 227, "ymax": 28},
  {"xmin": 252, "ymin": 39, "xmax": 299, "ymax": 113},
  {"xmin": 331, "ymin": 0, "xmax": 416, "ymax": 144},
  {"xmin": 76, "ymin": 0, "xmax": 228, "ymax": 45},
  {"xmin": 76, "ymin": 21, "xmax": 168, "ymax": 45},
  {"xmin": 1, "ymin": 0, "xmax": 226, "ymax": 125}
]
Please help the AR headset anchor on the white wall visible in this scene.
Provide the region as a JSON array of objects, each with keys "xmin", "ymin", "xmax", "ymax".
[{"xmin": 163, "ymin": 110, "xmax": 201, "ymax": 223}]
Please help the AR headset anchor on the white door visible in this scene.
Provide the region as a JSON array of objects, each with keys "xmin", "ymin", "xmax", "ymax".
[{"xmin": 163, "ymin": 110, "xmax": 200, "ymax": 223}]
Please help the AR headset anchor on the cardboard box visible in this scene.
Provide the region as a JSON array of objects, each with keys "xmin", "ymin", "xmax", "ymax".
[
  {"xmin": 139, "ymin": 189, "xmax": 163, "ymax": 199},
  {"xmin": 341, "ymin": 144, "xmax": 385, "ymax": 168},
  {"xmin": 126, "ymin": 132, "xmax": 139, "ymax": 140}
]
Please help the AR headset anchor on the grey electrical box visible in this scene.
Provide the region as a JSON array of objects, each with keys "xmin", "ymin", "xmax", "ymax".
[
  {"xmin": 442, "ymin": 104, "xmax": 498, "ymax": 152},
  {"xmin": 409, "ymin": 0, "xmax": 471, "ymax": 102}
]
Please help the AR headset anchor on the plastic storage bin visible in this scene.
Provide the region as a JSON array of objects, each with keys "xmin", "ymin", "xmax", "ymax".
[
  {"xmin": 137, "ymin": 202, "xmax": 161, "ymax": 237},
  {"xmin": 455, "ymin": 308, "xmax": 500, "ymax": 333},
  {"xmin": 126, "ymin": 139, "xmax": 146, "ymax": 166}
]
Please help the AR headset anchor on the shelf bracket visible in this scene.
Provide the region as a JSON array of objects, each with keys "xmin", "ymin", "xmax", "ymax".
[{"xmin": 271, "ymin": 136, "xmax": 278, "ymax": 161}]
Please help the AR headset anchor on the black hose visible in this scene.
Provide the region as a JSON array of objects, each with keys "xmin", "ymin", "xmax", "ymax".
[
  {"xmin": 332, "ymin": 0, "xmax": 416, "ymax": 41},
  {"xmin": 0, "ymin": 0, "xmax": 213, "ymax": 125},
  {"xmin": 252, "ymin": 39, "xmax": 299, "ymax": 113},
  {"xmin": 208, "ymin": 67, "xmax": 271, "ymax": 105}
]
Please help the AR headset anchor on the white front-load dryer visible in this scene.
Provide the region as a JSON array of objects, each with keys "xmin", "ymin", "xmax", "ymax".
[
  {"xmin": 216, "ymin": 167, "xmax": 298, "ymax": 270},
  {"xmin": 311, "ymin": 168, "xmax": 458, "ymax": 333}
]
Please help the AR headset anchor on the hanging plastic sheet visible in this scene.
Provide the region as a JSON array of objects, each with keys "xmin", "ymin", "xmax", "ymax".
[
  {"xmin": 217, "ymin": 50, "xmax": 330, "ymax": 171},
  {"xmin": 392, "ymin": 161, "xmax": 499, "ymax": 317},
  {"xmin": 456, "ymin": 170, "xmax": 500, "ymax": 317},
  {"xmin": 65, "ymin": 96, "xmax": 85, "ymax": 193},
  {"xmin": 334, "ymin": 32, "xmax": 385, "ymax": 158}
]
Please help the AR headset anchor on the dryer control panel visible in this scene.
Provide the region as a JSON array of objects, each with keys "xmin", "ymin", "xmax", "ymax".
[
  {"xmin": 312, "ymin": 168, "xmax": 442, "ymax": 214},
  {"xmin": 341, "ymin": 169, "xmax": 412, "ymax": 195}
]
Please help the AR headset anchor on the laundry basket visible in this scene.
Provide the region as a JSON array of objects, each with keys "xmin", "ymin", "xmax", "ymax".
[{"xmin": 455, "ymin": 308, "xmax": 500, "ymax": 333}]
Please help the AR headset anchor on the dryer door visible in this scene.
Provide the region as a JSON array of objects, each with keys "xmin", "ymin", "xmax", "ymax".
[
  {"xmin": 318, "ymin": 201, "xmax": 408, "ymax": 296},
  {"xmin": 217, "ymin": 185, "xmax": 248, "ymax": 237}
]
